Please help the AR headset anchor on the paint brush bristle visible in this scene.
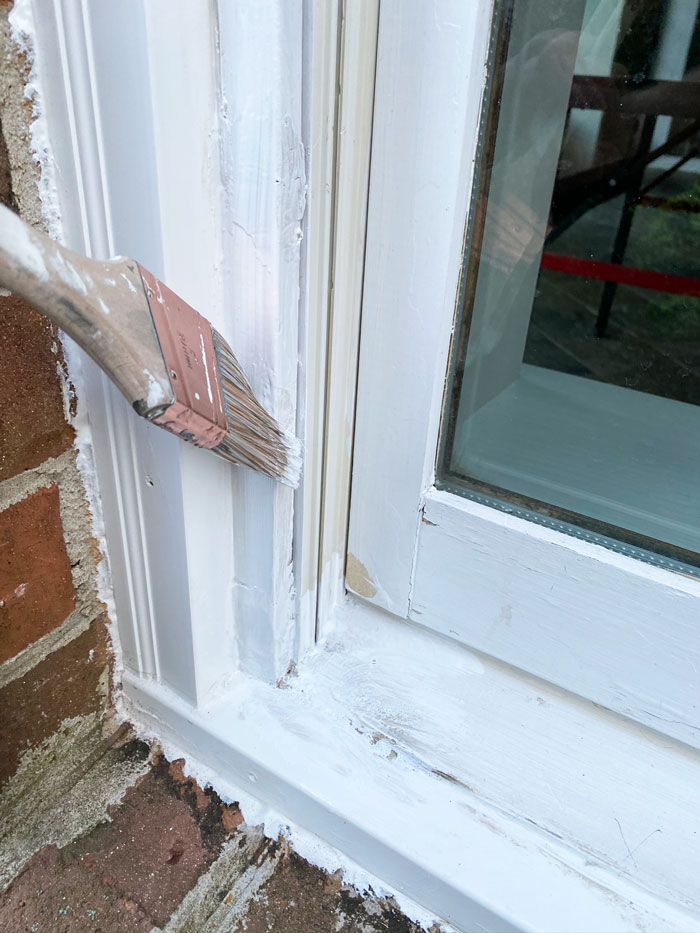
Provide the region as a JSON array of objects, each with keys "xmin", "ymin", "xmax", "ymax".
[
  {"xmin": 210, "ymin": 327, "xmax": 302, "ymax": 487},
  {"xmin": 0, "ymin": 204, "xmax": 301, "ymax": 486}
]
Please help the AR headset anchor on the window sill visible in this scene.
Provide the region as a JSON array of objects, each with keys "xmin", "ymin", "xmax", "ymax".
[{"xmin": 123, "ymin": 596, "xmax": 700, "ymax": 932}]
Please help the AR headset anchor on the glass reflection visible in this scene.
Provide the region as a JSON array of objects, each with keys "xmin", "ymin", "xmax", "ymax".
[{"xmin": 441, "ymin": 0, "xmax": 700, "ymax": 568}]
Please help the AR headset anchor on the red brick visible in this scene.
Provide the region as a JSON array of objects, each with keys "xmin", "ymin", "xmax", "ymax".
[
  {"xmin": 221, "ymin": 802, "xmax": 244, "ymax": 832},
  {"xmin": 0, "ymin": 844, "xmax": 154, "ymax": 933},
  {"xmin": 0, "ymin": 617, "xmax": 108, "ymax": 786},
  {"xmin": 0, "ymin": 483, "xmax": 75, "ymax": 662},
  {"xmin": 0, "ymin": 756, "xmax": 243, "ymax": 930},
  {"xmin": 0, "ymin": 294, "xmax": 75, "ymax": 482}
]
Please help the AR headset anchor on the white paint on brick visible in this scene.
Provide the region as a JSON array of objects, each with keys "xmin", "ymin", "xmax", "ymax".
[
  {"xmin": 6, "ymin": 0, "xmax": 121, "ymax": 690},
  {"xmin": 0, "ymin": 713, "xmax": 151, "ymax": 890},
  {"xmin": 131, "ymin": 710, "xmax": 454, "ymax": 933},
  {"xmin": 8, "ymin": 0, "xmax": 61, "ymax": 238}
]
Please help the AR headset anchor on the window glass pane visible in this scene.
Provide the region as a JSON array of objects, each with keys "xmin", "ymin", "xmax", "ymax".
[{"xmin": 439, "ymin": 0, "xmax": 700, "ymax": 571}]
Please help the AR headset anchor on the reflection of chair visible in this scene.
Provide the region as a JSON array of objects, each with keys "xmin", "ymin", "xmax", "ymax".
[{"xmin": 545, "ymin": 74, "xmax": 700, "ymax": 336}]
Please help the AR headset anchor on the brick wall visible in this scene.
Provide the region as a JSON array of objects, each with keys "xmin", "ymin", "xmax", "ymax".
[{"xmin": 0, "ymin": 2, "xmax": 113, "ymax": 791}]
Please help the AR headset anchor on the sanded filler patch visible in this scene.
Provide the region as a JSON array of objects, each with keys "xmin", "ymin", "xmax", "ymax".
[{"xmin": 346, "ymin": 553, "xmax": 377, "ymax": 599}]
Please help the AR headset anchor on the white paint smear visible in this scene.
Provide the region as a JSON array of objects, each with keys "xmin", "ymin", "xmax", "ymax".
[
  {"xmin": 199, "ymin": 332, "xmax": 214, "ymax": 403},
  {"xmin": 49, "ymin": 250, "xmax": 87, "ymax": 294},
  {"xmin": 144, "ymin": 370, "xmax": 167, "ymax": 409},
  {"xmin": 121, "ymin": 272, "xmax": 137, "ymax": 294},
  {"xmin": 0, "ymin": 207, "xmax": 47, "ymax": 281},
  {"xmin": 9, "ymin": 0, "xmax": 62, "ymax": 238}
]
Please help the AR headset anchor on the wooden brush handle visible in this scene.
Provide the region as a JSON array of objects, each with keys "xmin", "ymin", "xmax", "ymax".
[{"xmin": 0, "ymin": 204, "xmax": 173, "ymax": 413}]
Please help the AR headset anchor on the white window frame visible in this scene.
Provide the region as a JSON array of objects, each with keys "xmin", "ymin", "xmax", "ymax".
[
  {"xmin": 39, "ymin": 0, "xmax": 311, "ymax": 704},
  {"xmin": 347, "ymin": 0, "xmax": 700, "ymax": 750},
  {"xmin": 34, "ymin": 1, "xmax": 700, "ymax": 930}
]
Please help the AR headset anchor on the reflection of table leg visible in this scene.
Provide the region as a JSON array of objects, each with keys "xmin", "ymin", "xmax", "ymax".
[
  {"xmin": 596, "ymin": 188, "xmax": 639, "ymax": 337},
  {"xmin": 596, "ymin": 115, "xmax": 656, "ymax": 337}
]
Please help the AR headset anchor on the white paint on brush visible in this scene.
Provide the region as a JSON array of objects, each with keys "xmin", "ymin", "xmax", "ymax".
[
  {"xmin": 144, "ymin": 369, "xmax": 168, "ymax": 409},
  {"xmin": 121, "ymin": 272, "xmax": 137, "ymax": 293},
  {"xmin": 49, "ymin": 249, "xmax": 87, "ymax": 294},
  {"xmin": 199, "ymin": 332, "xmax": 213, "ymax": 404},
  {"xmin": 0, "ymin": 207, "xmax": 48, "ymax": 281},
  {"xmin": 65, "ymin": 260, "xmax": 87, "ymax": 293}
]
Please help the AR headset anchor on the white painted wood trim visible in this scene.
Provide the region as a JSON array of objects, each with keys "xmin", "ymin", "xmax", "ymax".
[
  {"xmin": 414, "ymin": 487, "xmax": 700, "ymax": 749},
  {"xmin": 36, "ymin": 0, "xmax": 308, "ymax": 697},
  {"xmin": 215, "ymin": 0, "xmax": 305, "ymax": 683},
  {"xmin": 37, "ymin": 0, "xmax": 203, "ymax": 702},
  {"xmin": 347, "ymin": 0, "xmax": 494, "ymax": 615},
  {"xmin": 317, "ymin": 0, "xmax": 379, "ymax": 631},
  {"xmin": 123, "ymin": 595, "xmax": 700, "ymax": 933},
  {"xmin": 346, "ymin": 0, "xmax": 700, "ymax": 748},
  {"xmin": 295, "ymin": 0, "xmax": 342, "ymax": 652},
  {"xmin": 292, "ymin": 0, "xmax": 379, "ymax": 640},
  {"xmin": 140, "ymin": 1, "xmax": 236, "ymax": 699}
]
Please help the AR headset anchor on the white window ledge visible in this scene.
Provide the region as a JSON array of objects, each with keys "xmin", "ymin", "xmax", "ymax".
[{"xmin": 123, "ymin": 597, "xmax": 700, "ymax": 933}]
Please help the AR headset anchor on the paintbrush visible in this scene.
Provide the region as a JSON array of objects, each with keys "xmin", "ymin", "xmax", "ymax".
[{"xmin": 0, "ymin": 204, "xmax": 301, "ymax": 486}]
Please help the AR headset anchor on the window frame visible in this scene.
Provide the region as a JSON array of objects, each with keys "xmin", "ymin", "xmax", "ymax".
[
  {"xmin": 39, "ymin": 0, "xmax": 314, "ymax": 703},
  {"xmin": 35, "ymin": 0, "xmax": 700, "ymax": 927},
  {"xmin": 346, "ymin": 0, "xmax": 700, "ymax": 748}
]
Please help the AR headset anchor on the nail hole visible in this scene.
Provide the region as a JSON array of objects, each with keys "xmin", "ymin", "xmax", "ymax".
[{"xmin": 170, "ymin": 370, "xmax": 178, "ymax": 380}]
